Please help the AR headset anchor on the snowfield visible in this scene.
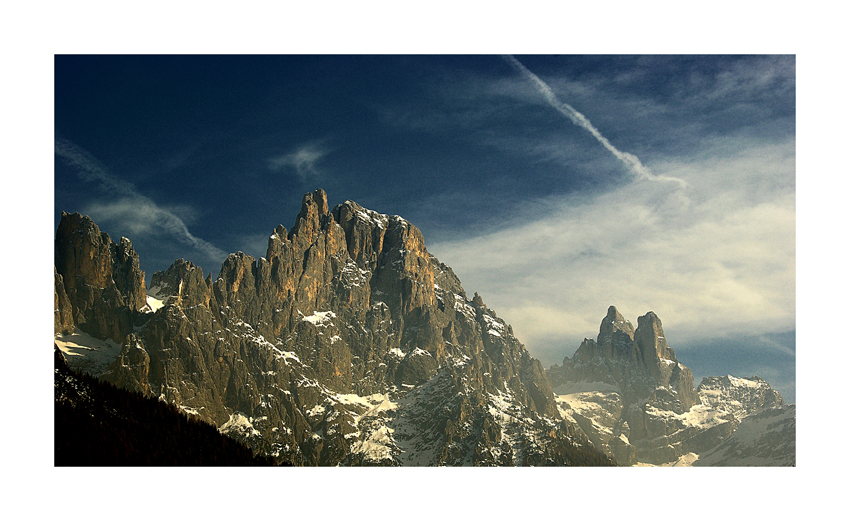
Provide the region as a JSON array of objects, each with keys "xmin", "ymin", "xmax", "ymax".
[
  {"xmin": 553, "ymin": 381, "xmax": 618, "ymax": 395},
  {"xmin": 634, "ymin": 452, "xmax": 700, "ymax": 467},
  {"xmin": 302, "ymin": 310, "xmax": 337, "ymax": 326},
  {"xmin": 694, "ymin": 404, "xmax": 796, "ymax": 466},
  {"xmin": 54, "ymin": 329, "xmax": 123, "ymax": 376}
]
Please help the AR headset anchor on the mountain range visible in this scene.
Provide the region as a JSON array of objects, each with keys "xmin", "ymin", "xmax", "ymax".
[
  {"xmin": 54, "ymin": 189, "xmax": 794, "ymax": 466},
  {"xmin": 547, "ymin": 306, "xmax": 794, "ymax": 466}
]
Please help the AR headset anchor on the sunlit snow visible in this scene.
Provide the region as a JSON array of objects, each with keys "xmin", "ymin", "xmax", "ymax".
[
  {"xmin": 633, "ymin": 452, "xmax": 700, "ymax": 467},
  {"xmin": 54, "ymin": 328, "xmax": 123, "ymax": 376},
  {"xmin": 302, "ymin": 310, "xmax": 336, "ymax": 325},
  {"xmin": 219, "ymin": 412, "xmax": 263, "ymax": 437}
]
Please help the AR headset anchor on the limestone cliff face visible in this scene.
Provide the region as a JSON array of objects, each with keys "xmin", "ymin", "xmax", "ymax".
[
  {"xmin": 56, "ymin": 190, "xmax": 609, "ymax": 466},
  {"xmin": 54, "ymin": 212, "xmax": 147, "ymax": 343}
]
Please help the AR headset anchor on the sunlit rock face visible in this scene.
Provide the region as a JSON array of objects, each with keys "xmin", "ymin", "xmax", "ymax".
[
  {"xmin": 548, "ymin": 306, "xmax": 791, "ymax": 466},
  {"xmin": 54, "ymin": 189, "xmax": 613, "ymax": 467}
]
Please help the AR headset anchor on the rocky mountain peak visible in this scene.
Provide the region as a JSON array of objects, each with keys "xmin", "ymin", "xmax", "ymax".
[
  {"xmin": 149, "ymin": 258, "xmax": 210, "ymax": 308},
  {"xmin": 56, "ymin": 190, "xmax": 614, "ymax": 466},
  {"xmin": 265, "ymin": 224, "xmax": 290, "ymax": 260},
  {"xmin": 55, "ymin": 212, "xmax": 116, "ymax": 293},
  {"xmin": 635, "ymin": 311, "xmax": 674, "ymax": 362},
  {"xmin": 601, "ymin": 306, "xmax": 632, "ymax": 337},
  {"xmin": 605, "ymin": 305, "xmax": 624, "ymax": 323},
  {"xmin": 331, "ymin": 200, "xmax": 391, "ymax": 270},
  {"xmin": 549, "ymin": 306, "xmax": 699, "ymax": 411},
  {"xmin": 596, "ymin": 305, "xmax": 635, "ymax": 359},
  {"xmin": 697, "ymin": 375, "xmax": 784, "ymax": 415},
  {"xmin": 289, "ymin": 188, "xmax": 332, "ymax": 244}
]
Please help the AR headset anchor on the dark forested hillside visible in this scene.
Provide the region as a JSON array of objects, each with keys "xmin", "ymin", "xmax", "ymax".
[{"xmin": 54, "ymin": 347, "xmax": 279, "ymax": 466}]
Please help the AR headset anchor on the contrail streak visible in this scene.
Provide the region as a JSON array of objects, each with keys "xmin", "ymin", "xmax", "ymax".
[
  {"xmin": 55, "ymin": 137, "xmax": 229, "ymax": 263},
  {"xmin": 503, "ymin": 55, "xmax": 686, "ymax": 187}
]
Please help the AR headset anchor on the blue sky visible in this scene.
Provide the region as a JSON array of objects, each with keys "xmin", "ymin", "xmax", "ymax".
[{"xmin": 54, "ymin": 54, "xmax": 796, "ymax": 402}]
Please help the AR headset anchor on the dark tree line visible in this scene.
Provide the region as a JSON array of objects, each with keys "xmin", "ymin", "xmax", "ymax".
[{"xmin": 54, "ymin": 348, "xmax": 281, "ymax": 466}]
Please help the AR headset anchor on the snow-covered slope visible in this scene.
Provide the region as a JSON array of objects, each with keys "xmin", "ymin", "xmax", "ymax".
[
  {"xmin": 697, "ymin": 375, "xmax": 784, "ymax": 417},
  {"xmin": 54, "ymin": 329, "xmax": 123, "ymax": 376},
  {"xmin": 693, "ymin": 404, "xmax": 796, "ymax": 466}
]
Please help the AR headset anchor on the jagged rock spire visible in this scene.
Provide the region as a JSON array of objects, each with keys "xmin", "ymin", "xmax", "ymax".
[
  {"xmin": 554, "ymin": 306, "xmax": 700, "ymax": 412},
  {"xmin": 289, "ymin": 188, "xmax": 330, "ymax": 244},
  {"xmin": 635, "ymin": 311, "xmax": 673, "ymax": 360},
  {"xmin": 596, "ymin": 305, "xmax": 635, "ymax": 360}
]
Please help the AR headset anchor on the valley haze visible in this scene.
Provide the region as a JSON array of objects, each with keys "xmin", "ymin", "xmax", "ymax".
[{"xmin": 54, "ymin": 55, "xmax": 795, "ymax": 403}]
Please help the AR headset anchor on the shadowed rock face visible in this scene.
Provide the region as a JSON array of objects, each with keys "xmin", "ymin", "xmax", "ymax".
[
  {"xmin": 547, "ymin": 306, "xmax": 790, "ymax": 466},
  {"xmin": 54, "ymin": 212, "xmax": 147, "ymax": 343},
  {"xmin": 54, "ymin": 190, "xmax": 613, "ymax": 467},
  {"xmin": 633, "ymin": 311, "xmax": 700, "ymax": 410},
  {"xmin": 54, "ymin": 266, "xmax": 74, "ymax": 335}
]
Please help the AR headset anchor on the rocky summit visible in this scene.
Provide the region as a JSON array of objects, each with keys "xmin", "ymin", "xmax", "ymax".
[
  {"xmin": 547, "ymin": 306, "xmax": 794, "ymax": 466},
  {"xmin": 54, "ymin": 189, "xmax": 613, "ymax": 466}
]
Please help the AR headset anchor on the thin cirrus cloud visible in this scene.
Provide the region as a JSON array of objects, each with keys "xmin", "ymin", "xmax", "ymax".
[
  {"xmin": 268, "ymin": 141, "xmax": 330, "ymax": 182},
  {"xmin": 414, "ymin": 57, "xmax": 796, "ymax": 367},
  {"xmin": 373, "ymin": 57, "xmax": 795, "ymax": 370},
  {"xmin": 429, "ymin": 135, "xmax": 795, "ymax": 366},
  {"xmin": 54, "ymin": 137, "xmax": 228, "ymax": 265}
]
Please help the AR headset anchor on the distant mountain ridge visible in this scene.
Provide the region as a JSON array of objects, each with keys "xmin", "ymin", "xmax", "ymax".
[
  {"xmin": 54, "ymin": 189, "xmax": 613, "ymax": 466},
  {"xmin": 547, "ymin": 306, "xmax": 794, "ymax": 466}
]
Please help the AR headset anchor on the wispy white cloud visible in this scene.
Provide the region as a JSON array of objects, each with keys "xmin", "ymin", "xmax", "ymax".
[
  {"xmin": 410, "ymin": 58, "xmax": 795, "ymax": 367},
  {"xmin": 54, "ymin": 138, "xmax": 139, "ymax": 197},
  {"xmin": 502, "ymin": 55, "xmax": 687, "ymax": 188},
  {"xmin": 701, "ymin": 55, "xmax": 795, "ymax": 102},
  {"xmin": 55, "ymin": 137, "xmax": 228, "ymax": 264},
  {"xmin": 268, "ymin": 141, "xmax": 330, "ymax": 181},
  {"xmin": 429, "ymin": 136, "xmax": 795, "ymax": 366}
]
